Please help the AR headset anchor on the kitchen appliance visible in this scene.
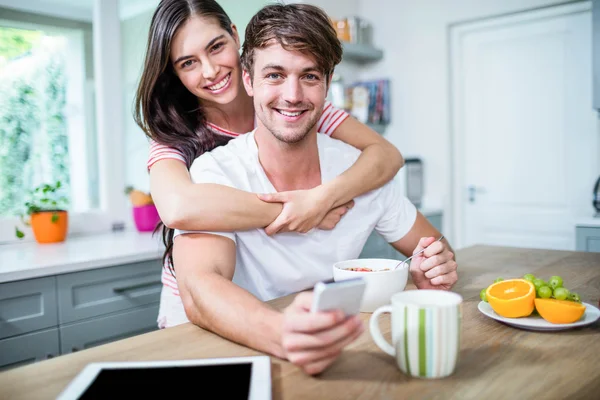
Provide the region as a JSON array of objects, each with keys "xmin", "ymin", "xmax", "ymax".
[
  {"xmin": 594, "ymin": 176, "xmax": 600, "ymax": 215},
  {"xmin": 404, "ymin": 158, "xmax": 423, "ymax": 209}
]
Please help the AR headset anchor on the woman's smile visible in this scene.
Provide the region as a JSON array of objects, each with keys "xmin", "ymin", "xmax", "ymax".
[{"xmin": 205, "ymin": 72, "xmax": 232, "ymax": 93}]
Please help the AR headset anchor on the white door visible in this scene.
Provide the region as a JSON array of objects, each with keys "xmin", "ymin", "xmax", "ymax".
[{"xmin": 451, "ymin": 2, "xmax": 598, "ymax": 250}]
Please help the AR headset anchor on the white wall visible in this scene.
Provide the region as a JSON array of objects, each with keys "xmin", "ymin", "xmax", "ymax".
[
  {"xmin": 121, "ymin": 0, "xmax": 268, "ymax": 193},
  {"xmin": 220, "ymin": 0, "xmax": 269, "ymax": 44},
  {"xmin": 301, "ymin": 0, "xmax": 361, "ymax": 18},
  {"xmin": 121, "ymin": 0, "xmax": 595, "ymax": 239},
  {"xmin": 122, "ymin": 10, "xmax": 153, "ymax": 193},
  {"xmin": 354, "ymin": 0, "xmax": 582, "ymax": 237}
]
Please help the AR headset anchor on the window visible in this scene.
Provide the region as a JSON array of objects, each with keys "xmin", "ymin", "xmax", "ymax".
[{"xmin": 0, "ymin": 15, "xmax": 102, "ymax": 243}]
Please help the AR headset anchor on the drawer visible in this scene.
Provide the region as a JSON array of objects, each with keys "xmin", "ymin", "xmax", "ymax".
[
  {"xmin": 576, "ymin": 227, "xmax": 600, "ymax": 252},
  {"xmin": 57, "ymin": 260, "xmax": 162, "ymax": 324},
  {"xmin": 0, "ymin": 276, "xmax": 58, "ymax": 340},
  {"xmin": 59, "ymin": 303, "xmax": 159, "ymax": 354},
  {"xmin": 0, "ymin": 328, "xmax": 59, "ymax": 372}
]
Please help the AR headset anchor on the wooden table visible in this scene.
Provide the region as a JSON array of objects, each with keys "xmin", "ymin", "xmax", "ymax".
[{"xmin": 1, "ymin": 245, "xmax": 599, "ymax": 400}]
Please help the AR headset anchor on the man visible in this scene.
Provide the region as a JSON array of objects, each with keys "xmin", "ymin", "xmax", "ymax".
[{"xmin": 170, "ymin": 3, "xmax": 458, "ymax": 375}]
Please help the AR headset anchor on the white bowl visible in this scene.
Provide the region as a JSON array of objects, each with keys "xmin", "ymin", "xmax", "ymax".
[{"xmin": 333, "ymin": 258, "xmax": 409, "ymax": 312}]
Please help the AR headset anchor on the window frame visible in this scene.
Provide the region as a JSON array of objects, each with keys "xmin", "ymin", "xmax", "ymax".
[{"xmin": 0, "ymin": 4, "xmax": 126, "ymax": 245}]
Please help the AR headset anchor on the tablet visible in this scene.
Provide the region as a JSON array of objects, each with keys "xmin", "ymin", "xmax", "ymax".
[{"xmin": 56, "ymin": 356, "xmax": 271, "ymax": 400}]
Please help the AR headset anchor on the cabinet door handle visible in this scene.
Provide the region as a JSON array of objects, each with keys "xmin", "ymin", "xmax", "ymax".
[{"xmin": 113, "ymin": 280, "xmax": 161, "ymax": 293}]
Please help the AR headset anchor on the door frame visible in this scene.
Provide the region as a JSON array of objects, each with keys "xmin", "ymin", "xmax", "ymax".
[{"xmin": 449, "ymin": 1, "xmax": 592, "ymax": 248}]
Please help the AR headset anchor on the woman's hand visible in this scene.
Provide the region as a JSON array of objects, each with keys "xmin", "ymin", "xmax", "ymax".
[{"xmin": 258, "ymin": 188, "xmax": 354, "ymax": 236}]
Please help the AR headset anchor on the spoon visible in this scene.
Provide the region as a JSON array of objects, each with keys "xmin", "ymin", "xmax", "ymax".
[{"xmin": 392, "ymin": 235, "xmax": 445, "ymax": 270}]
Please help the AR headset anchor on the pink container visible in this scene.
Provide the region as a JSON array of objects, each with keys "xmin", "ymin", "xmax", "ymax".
[{"xmin": 132, "ymin": 204, "xmax": 161, "ymax": 232}]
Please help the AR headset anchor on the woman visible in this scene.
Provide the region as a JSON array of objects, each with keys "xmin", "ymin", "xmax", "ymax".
[{"xmin": 134, "ymin": 0, "xmax": 403, "ymax": 326}]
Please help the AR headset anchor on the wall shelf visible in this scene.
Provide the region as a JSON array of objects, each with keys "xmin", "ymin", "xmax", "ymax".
[{"xmin": 342, "ymin": 43, "xmax": 384, "ymax": 63}]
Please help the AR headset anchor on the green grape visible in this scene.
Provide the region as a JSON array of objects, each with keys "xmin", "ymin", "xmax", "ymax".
[
  {"xmin": 568, "ymin": 292, "xmax": 581, "ymax": 303},
  {"xmin": 532, "ymin": 278, "xmax": 546, "ymax": 290},
  {"xmin": 480, "ymin": 288, "xmax": 488, "ymax": 302},
  {"xmin": 553, "ymin": 287, "xmax": 570, "ymax": 301},
  {"xmin": 523, "ymin": 274, "xmax": 536, "ymax": 283},
  {"xmin": 548, "ymin": 276, "xmax": 563, "ymax": 290},
  {"xmin": 494, "ymin": 277, "xmax": 504, "ymax": 283},
  {"xmin": 537, "ymin": 286, "xmax": 552, "ymax": 299}
]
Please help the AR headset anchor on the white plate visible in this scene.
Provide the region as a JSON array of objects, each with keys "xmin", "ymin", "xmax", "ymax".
[{"xmin": 477, "ymin": 301, "xmax": 600, "ymax": 331}]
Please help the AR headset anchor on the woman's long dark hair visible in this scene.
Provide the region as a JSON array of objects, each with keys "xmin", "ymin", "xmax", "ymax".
[{"xmin": 134, "ymin": 0, "xmax": 234, "ymax": 275}]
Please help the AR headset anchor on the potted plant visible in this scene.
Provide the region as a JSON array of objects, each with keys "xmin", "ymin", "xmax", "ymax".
[{"xmin": 15, "ymin": 181, "xmax": 69, "ymax": 244}]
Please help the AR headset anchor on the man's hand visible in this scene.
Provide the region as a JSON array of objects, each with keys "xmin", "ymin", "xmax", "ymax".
[
  {"xmin": 409, "ymin": 237, "xmax": 458, "ymax": 290},
  {"xmin": 259, "ymin": 189, "xmax": 353, "ymax": 235},
  {"xmin": 281, "ymin": 292, "xmax": 364, "ymax": 375}
]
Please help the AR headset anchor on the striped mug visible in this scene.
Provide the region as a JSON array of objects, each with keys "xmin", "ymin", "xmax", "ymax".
[{"xmin": 369, "ymin": 290, "xmax": 463, "ymax": 379}]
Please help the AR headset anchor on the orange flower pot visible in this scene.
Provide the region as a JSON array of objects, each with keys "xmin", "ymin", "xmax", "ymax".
[{"xmin": 30, "ymin": 211, "xmax": 68, "ymax": 244}]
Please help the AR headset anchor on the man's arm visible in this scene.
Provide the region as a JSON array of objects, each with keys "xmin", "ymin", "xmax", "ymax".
[
  {"xmin": 389, "ymin": 212, "xmax": 458, "ymax": 290},
  {"xmin": 389, "ymin": 212, "xmax": 450, "ymax": 256},
  {"xmin": 173, "ymin": 233, "xmax": 364, "ymax": 375},
  {"xmin": 173, "ymin": 233, "xmax": 285, "ymax": 357}
]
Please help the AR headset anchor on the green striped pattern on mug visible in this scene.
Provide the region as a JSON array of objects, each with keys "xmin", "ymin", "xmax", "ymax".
[{"xmin": 394, "ymin": 304, "xmax": 461, "ymax": 378}]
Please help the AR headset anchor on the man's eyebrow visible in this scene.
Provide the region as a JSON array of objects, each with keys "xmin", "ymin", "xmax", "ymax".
[
  {"xmin": 261, "ymin": 64, "xmax": 285, "ymax": 72},
  {"xmin": 300, "ymin": 66, "xmax": 321, "ymax": 74},
  {"xmin": 173, "ymin": 35, "xmax": 226, "ymax": 65},
  {"xmin": 261, "ymin": 64, "xmax": 321, "ymax": 74}
]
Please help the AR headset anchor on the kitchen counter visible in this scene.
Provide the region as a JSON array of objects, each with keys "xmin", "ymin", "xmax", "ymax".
[
  {"xmin": 1, "ymin": 245, "xmax": 598, "ymax": 399},
  {"xmin": 575, "ymin": 216, "xmax": 600, "ymax": 228},
  {"xmin": 0, "ymin": 209, "xmax": 444, "ymax": 284},
  {"xmin": 0, "ymin": 230, "xmax": 164, "ymax": 283}
]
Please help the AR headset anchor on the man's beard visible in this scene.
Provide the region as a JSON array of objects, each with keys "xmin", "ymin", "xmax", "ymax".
[{"xmin": 257, "ymin": 103, "xmax": 321, "ymax": 144}]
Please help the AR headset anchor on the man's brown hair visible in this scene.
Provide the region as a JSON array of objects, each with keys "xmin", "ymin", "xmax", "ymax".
[{"xmin": 241, "ymin": 3, "xmax": 342, "ymax": 83}]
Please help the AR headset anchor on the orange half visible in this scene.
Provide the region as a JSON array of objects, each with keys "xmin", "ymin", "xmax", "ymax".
[
  {"xmin": 534, "ymin": 298, "xmax": 585, "ymax": 324},
  {"xmin": 486, "ymin": 279, "xmax": 535, "ymax": 318}
]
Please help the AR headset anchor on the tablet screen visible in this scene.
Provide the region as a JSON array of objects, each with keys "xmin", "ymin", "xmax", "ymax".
[
  {"xmin": 78, "ymin": 363, "xmax": 252, "ymax": 399},
  {"xmin": 57, "ymin": 356, "xmax": 271, "ymax": 400}
]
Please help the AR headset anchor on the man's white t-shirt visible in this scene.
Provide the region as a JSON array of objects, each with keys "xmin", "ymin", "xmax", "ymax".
[{"xmin": 173, "ymin": 131, "xmax": 417, "ymax": 303}]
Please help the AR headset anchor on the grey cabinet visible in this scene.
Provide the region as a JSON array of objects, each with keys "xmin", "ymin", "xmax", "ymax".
[
  {"xmin": 0, "ymin": 276, "xmax": 58, "ymax": 340},
  {"xmin": 359, "ymin": 211, "xmax": 443, "ymax": 259},
  {"xmin": 0, "ymin": 259, "xmax": 161, "ymax": 371},
  {"xmin": 57, "ymin": 260, "xmax": 162, "ymax": 324},
  {"xmin": 60, "ymin": 304, "xmax": 159, "ymax": 354},
  {"xmin": 0, "ymin": 328, "xmax": 59, "ymax": 372},
  {"xmin": 576, "ymin": 227, "xmax": 600, "ymax": 252},
  {"xmin": 427, "ymin": 213, "xmax": 443, "ymax": 233}
]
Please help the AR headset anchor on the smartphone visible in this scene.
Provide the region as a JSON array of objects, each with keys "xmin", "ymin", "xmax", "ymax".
[{"xmin": 310, "ymin": 278, "xmax": 366, "ymax": 316}]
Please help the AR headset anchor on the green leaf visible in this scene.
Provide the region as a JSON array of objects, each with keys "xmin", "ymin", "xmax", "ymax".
[
  {"xmin": 15, "ymin": 227, "xmax": 25, "ymax": 239},
  {"xmin": 56, "ymin": 181, "xmax": 61, "ymax": 188},
  {"xmin": 28, "ymin": 205, "xmax": 41, "ymax": 214},
  {"xmin": 51, "ymin": 213, "xmax": 59, "ymax": 223}
]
